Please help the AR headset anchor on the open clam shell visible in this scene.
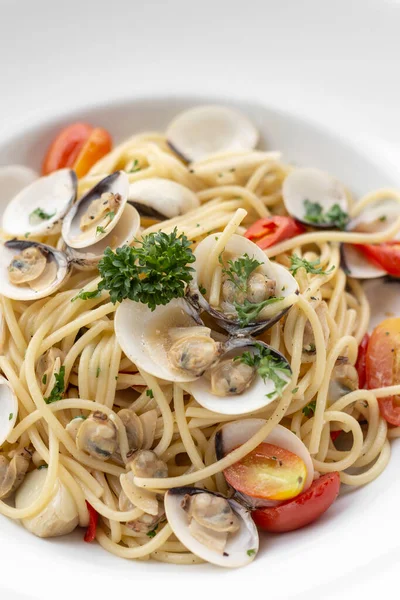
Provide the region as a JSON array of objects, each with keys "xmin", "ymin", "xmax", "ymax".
[
  {"xmin": 0, "ymin": 165, "xmax": 38, "ymax": 224},
  {"xmin": 187, "ymin": 233, "xmax": 299, "ymax": 335},
  {"xmin": 62, "ymin": 171, "xmax": 129, "ymax": 249},
  {"xmin": 282, "ymin": 167, "xmax": 348, "ymax": 228},
  {"xmin": 166, "ymin": 105, "xmax": 259, "ymax": 162},
  {"xmin": 341, "ymin": 244, "xmax": 386, "ymax": 279},
  {"xmin": 115, "ymin": 298, "xmax": 210, "ymax": 383},
  {"xmin": 65, "ymin": 204, "xmax": 140, "ymax": 270},
  {"xmin": 0, "ymin": 239, "xmax": 70, "ymax": 301},
  {"xmin": 186, "ymin": 338, "xmax": 292, "ymax": 416},
  {"xmin": 164, "ymin": 487, "xmax": 259, "ymax": 568},
  {"xmin": 128, "ymin": 177, "xmax": 199, "ymax": 220},
  {"xmin": 0, "ymin": 375, "xmax": 18, "ymax": 446},
  {"xmin": 2, "ymin": 169, "xmax": 76, "ymax": 237},
  {"xmin": 215, "ymin": 419, "xmax": 314, "ymax": 508}
]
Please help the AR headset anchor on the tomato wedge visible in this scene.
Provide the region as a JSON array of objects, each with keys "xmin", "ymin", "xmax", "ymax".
[
  {"xmin": 42, "ymin": 123, "xmax": 93, "ymax": 175},
  {"xmin": 252, "ymin": 472, "xmax": 340, "ymax": 533},
  {"xmin": 84, "ymin": 501, "xmax": 99, "ymax": 543},
  {"xmin": 73, "ymin": 128, "xmax": 112, "ymax": 178},
  {"xmin": 223, "ymin": 442, "xmax": 307, "ymax": 502},
  {"xmin": 42, "ymin": 123, "xmax": 112, "ymax": 177},
  {"xmin": 366, "ymin": 317, "xmax": 400, "ymax": 425},
  {"xmin": 358, "ymin": 242, "xmax": 400, "ymax": 277},
  {"xmin": 355, "ymin": 333, "xmax": 369, "ymax": 389},
  {"xmin": 244, "ymin": 216, "xmax": 304, "ymax": 250}
]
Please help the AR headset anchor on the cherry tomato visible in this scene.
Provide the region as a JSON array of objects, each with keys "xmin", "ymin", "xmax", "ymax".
[
  {"xmin": 42, "ymin": 123, "xmax": 93, "ymax": 175},
  {"xmin": 252, "ymin": 472, "xmax": 340, "ymax": 533},
  {"xmin": 358, "ymin": 242, "xmax": 400, "ymax": 277},
  {"xmin": 244, "ymin": 216, "xmax": 304, "ymax": 250},
  {"xmin": 73, "ymin": 127, "xmax": 113, "ymax": 178},
  {"xmin": 84, "ymin": 501, "xmax": 98, "ymax": 543},
  {"xmin": 223, "ymin": 442, "xmax": 307, "ymax": 502},
  {"xmin": 330, "ymin": 430, "xmax": 341, "ymax": 442},
  {"xmin": 366, "ymin": 317, "xmax": 400, "ymax": 425},
  {"xmin": 355, "ymin": 333, "xmax": 370, "ymax": 389}
]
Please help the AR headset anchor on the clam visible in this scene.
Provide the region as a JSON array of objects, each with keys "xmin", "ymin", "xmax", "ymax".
[
  {"xmin": 186, "ymin": 233, "xmax": 299, "ymax": 335},
  {"xmin": 166, "ymin": 105, "xmax": 259, "ymax": 162},
  {"xmin": 15, "ymin": 467, "xmax": 79, "ymax": 538},
  {"xmin": 128, "ymin": 449, "xmax": 168, "ymax": 479},
  {"xmin": 0, "ymin": 165, "xmax": 37, "ymax": 223},
  {"xmin": 215, "ymin": 419, "xmax": 314, "ymax": 508},
  {"xmin": 341, "ymin": 197, "xmax": 400, "ymax": 279},
  {"xmin": 117, "ymin": 408, "xmax": 144, "ymax": 451},
  {"xmin": 2, "ymin": 169, "xmax": 77, "ymax": 237},
  {"xmin": 0, "ymin": 375, "xmax": 18, "ymax": 446},
  {"xmin": 0, "ymin": 447, "xmax": 32, "ymax": 500},
  {"xmin": 75, "ymin": 411, "xmax": 118, "ymax": 460},
  {"xmin": 186, "ymin": 338, "xmax": 292, "ymax": 416},
  {"xmin": 62, "ymin": 171, "xmax": 129, "ymax": 249},
  {"xmin": 0, "ymin": 239, "xmax": 70, "ymax": 301},
  {"xmin": 128, "ymin": 177, "xmax": 199, "ymax": 220},
  {"xmin": 115, "ymin": 298, "xmax": 222, "ymax": 382},
  {"xmin": 165, "ymin": 487, "xmax": 259, "ymax": 567},
  {"xmin": 282, "ymin": 167, "xmax": 348, "ymax": 228},
  {"xmin": 126, "ymin": 504, "xmax": 165, "ymax": 534},
  {"xmin": 65, "ymin": 203, "xmax": 140, "ymax": 270},
  {"xmin": 36, "ymin": 348, "xmax": 65, "ymax": 390}
]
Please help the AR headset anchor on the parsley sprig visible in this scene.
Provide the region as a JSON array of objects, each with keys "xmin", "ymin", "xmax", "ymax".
[
  {"xmin": 304, "ymin": 200, "xmax": 348, "ymax": 230},
  {"xmin": 95, "ymin": 228, "xmax": 195, "ymax": 308},
  {"xmin": 44, "ymin": 366, "xmax": 65, "ymax": 404},
  {"xmin": 72, "ymin": 289, "xmax": 102, "ymax": 302},
  {"xmin": 237, "ymin": 344, "xmax": 291, "ymax": 399},
  {"xmin": 221, "ymin": 254, "xmax": 283, "ymax": 327},
  {"xmin": 302, "ymin": 400, "xmax": 316, "ymax": 417},
  {"xmin": 29, "ymin": 207, "xmax": 55, "ymax": 223},
  {"xmin": 289, "ymin": 254, "xmax": 334, "ymax": 277}
]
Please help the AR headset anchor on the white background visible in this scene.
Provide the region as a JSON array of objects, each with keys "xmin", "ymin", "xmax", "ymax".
[{"xmin": 1, "ymin": 0, "xmax": 400, "ymax": 598}]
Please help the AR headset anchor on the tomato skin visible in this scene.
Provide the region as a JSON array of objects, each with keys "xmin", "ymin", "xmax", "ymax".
[
  {"xmin": 42, "ymin": 123, "xmax": 93, "ymax": 175},
  {"xmin": 366, "ymin": 317, "xmax": 400, "ymax": 425},
  {"xmin": 358, "ymin": 242, "xmax": 400, "ymax": 277},
  {"xmin": 245, "ymin": 216, "xmax": 304, "ymax": 249},
  {"xmin": 330, "ymin": 430, "xmax": 341, "ymax": 442},
  {"xmin": 252, "ymin": 472, "xmax": 340, "ymax": 533},
  {"xmin": 355, "ymin": 333, "xmax": 370, "ymax": 389},
  {"xmin": 73, "ymin": 127, "xmax": 113, "ymax": 178},
  {"xmin": 84, "ymin": 501, "xmax": 98, "ymax": 543}
]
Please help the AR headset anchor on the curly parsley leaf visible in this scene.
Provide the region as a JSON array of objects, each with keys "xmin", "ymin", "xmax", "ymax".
[
  {"xmin": 304, "ymin": 199, "xmax": 348, "ymax": 230},
  {"xmin": 234, "ymin": 296, "xmax": 284, "ymax": 327},
  {"xmin": 146, "ymin": 524, "xmax": 158, "ymax": 538},
  {"xmin": 97, "ymin": 228, "xmax": 195, "ymax": 308},
  {"xmin": 96, "ymin": 226, "xmax": 106, "ymax": 236},
  {"xmin": 289, "ymin": 254, "xmax": 334, "ymax": 277},
  {"xmin": 221, "ymin": 253, "xmax": 262, "ymax": 294},
  {"xmin": 71, "ymin": 289, "xmax": 102, "ymax": 302},
  {"xmin": 302, "ymin": 400, "xmax": 317, "ymax": 417},
  {"xmin": 237, "ymin": 343, "xmax": 291, "ymax": 399},
  {"xmin": 44, "ymin": 366, "xmax": 65, "ymax": 404}
]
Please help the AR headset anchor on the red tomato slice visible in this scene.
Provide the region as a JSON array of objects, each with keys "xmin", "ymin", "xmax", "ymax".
[
  {"xmin": 355, "ymin": 333, "xmax": 370, "ymax": 389},
  {"xmin": 42, "ymin": 123, "xmax": 94, "ymax": 175},
  {"xmin": 84, "ymin": 501, "xmax": 98, "ymax": 543},
  {"xmin": 358, "ymin": 242, "xmax": 400, "ymax": 277},
  {"xmin": 223, "ymin": 442, "xmax": 307, "ymax": 502},
  {"xmin": 73, "ymin": 127, "xmax": 113, "ymax": 178},
  {"xmin": 252, "ymin": 472, "xmax": 340, "ymax": 533},
  {"xmin": 366, "ymin": 317, "xmax": 400, "ymax": 425},
  {"xmin": 330, "ymin": 430, "xmax": 341, "ymax": 442},
  {"xmin": 244, "ymin": 216, "xmax": 304, "ymax": 250}
]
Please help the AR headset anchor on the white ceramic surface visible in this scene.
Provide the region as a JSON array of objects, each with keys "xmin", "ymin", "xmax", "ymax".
[{"xmin": 1, "ymin": 0, "xmax": 400, "ymax": 598}]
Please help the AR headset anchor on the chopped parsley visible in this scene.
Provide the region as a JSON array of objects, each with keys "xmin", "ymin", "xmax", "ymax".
[
  {"xmin": 96, "ymin": 367, "xmax": 101, "ymax": 378},
  {"xmin": 199, "ymin": 285, "xmax": 207, "ymax": 295},
  {"xmin": 29, "ymin": 207, "xmax": 55, "ymax": 224},
  {"xmin": 8, "ymin": 412, "xmax": 13, "ymax": 421},
  {"xmin": 71, "ymin": 289, "xmax": 102, "ymax": 302},
  {"xmin": 291, "ymin": 387, "xmax": 299, "ymax": 394},
  {"xmin": 38, "ymin": 465, "xmax": 48, "ymax": 470},
  {"xmin": 107, "ymin": 211, "xmax": 115, "ymax": 221},
  {"xmin": 303, "ymin": 199, "xmax": 348, "ymax": 229},
  {"xmin": 146, "ymin": 389, "xmax": 154, "ymax": 399},
  {"xmin": 42, "ymin": 374, "xmax": 47, "ymax": 385},
  {"xmin": 24, "ymin": 232, "xmax": 30, "ymax": 238},
  {"xmin": 302, "ymin": 400, "xmax": 317, "ymax": 417},
  {"xmin": 96, "ymin": 226, "xmax": 106, "ymax": 236},
  {"xmin": 237, "ymin": 344, "xmax": 291, "ymax": 399},
  {"xmin": 147, "ymin": 524, "xmax": 158, "ymax": 538},
  {"xmin": 247, "ymin": 549, "xmax": 256, "ymax": 557},
  {"xmin": 235, "ymin": 297, "xmax": 284, "ymax": 327},
  {"xmin": 44, "ymin": 366, "xmax": 65, "ymax": 404},
  {"xmin": 304, "ymin": 343, "xmax": 316, "ymax": 353},
  {"xmin": 289, "ymin": 254, "xmax": 334, "ymax": 277},
  {"xmin": 129, "ymin": 159, "xmax": 141, "ymax": 173},
  {"xmin": 379, "ymin": 215, "xmax": 387, "ymax": 222}
]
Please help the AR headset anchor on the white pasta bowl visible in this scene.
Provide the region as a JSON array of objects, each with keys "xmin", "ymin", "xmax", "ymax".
[{"xmin": 1, "ymin": 96, "xmax": 400, "ymax": 600}]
